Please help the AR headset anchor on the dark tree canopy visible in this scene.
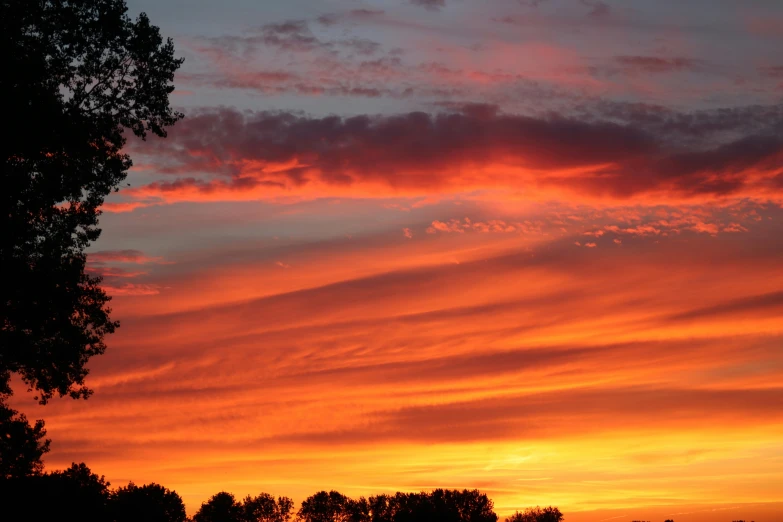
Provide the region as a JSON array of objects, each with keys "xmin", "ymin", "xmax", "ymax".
[
  {"xmin": 368, "ymin": 489, "xmax": 497, "ymax": 522},
  {"xmin": 296, "ymin": 489, "xmax": 497, "ymax": 522},
  {"xmin": 243, "ymin": 493, "xmax": 295, "ymax": 522},
  {"xmin": 194, "ymin": 492, "xmax": 245, "ymax": 522},
  {"xmin": 111, "ymin": 482, "xmax": 187, "ymax": 522},
  {"xmin": 0, "ymin": 475, "xmax": 564, "ymax": 522},
  {"xmin": 297, "ymin": 491, "xmax": 353, "ymax": 522},
  {"xmin": 505, "ymin": 506, "xmax": 564, "ymax": 522},
  {"xmin": 0, "ymin": 462, "xmax": 111, "ymax": 522},
  {"xmin": 0, "ymin": 402, "xmax": 51, "ymax": 478},
  {"xmin": 0, "ymin": 0, "xmax": 183, "ymax": 404},
  {"xmin": 192, "ymin": 491, "xmax": 296, "ymax": 522}
]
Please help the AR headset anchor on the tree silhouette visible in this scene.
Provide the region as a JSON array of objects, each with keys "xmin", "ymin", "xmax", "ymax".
[
  {"xmin": 194, "ymin": 491, "xmax": 245, "ymax": 522},
  {"xmin": 111, "ymin": 481, "xmax": 187, "ymax": 522},
  {"xmin": 297, "ymin": 490, "xmax": 371, "ymax": 522},
  {"xmin": 430, "ymin": 488, "xmax": 498, "ymax": 522},
  {"xmin": 0, "ymin": 462, "xmax": 111, "ymax": 521},
  {"xmin": 364, "ymin": 490, "xmax": 497, "ymax": 522},
  {"xmin": 1, "ymin": 476, "xmax": 566, "ymax": 522},
  {"xmin": 243, "ymin": 493, "xmax": 295, "ymax": 522},
  {"xmin": 505, "ymin": 506, "xmax": 564, "ymax": 522},
  {"xmin": 0, "ymin": 402, "xmax": 51, "ymax": 478},
  {"xmin": 298, "ymin": 491, "xmax": 350, "ymax": 522},
  {"xmin": 1, "ymin": 0, "xmax": 183, "ymax": 405}
]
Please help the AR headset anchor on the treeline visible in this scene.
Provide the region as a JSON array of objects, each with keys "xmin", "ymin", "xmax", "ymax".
[
  {"xmin": 0, "ymin": 462, "xmax": 759, "ymax": 522},
  {"xmin": 0, "ymin": 462, "xmax": 568, "ymax": 522}
]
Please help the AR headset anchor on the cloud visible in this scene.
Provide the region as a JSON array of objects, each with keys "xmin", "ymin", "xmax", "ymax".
[
  {"xmin": 185, "ymin": 23, "xmax": 414, "ymax": 100},
  {"xmin": 86, "ymin": 250, "xmax": 171, "ymax": 297},
  {"xmin": 339, "ymin": 38, "xmax": 381, "ymax": 56},
  {"xmin": 126, "ymin": 106, "xmax": 783, "ymax": 206},
  {"xmin": 669, "ymin": 291, "xmax": 783, "ymax": 322},
  {"xmin": 242, "ymin": 20, "xmax": 320, "ymax": 52},
  {"xmin": 101, "ymin": 283, "xmax": 161, "ymax": 296},
  {"xmin": 101, "ymin": 201, "xmax": 151, "ymax": 213},
  {"xmin": 89, "ymin": 250, "xmax": 167, "ymax": 264},
  {"xmin": 745, "ymin": 15, "xmax": 783, "ymax": 37},
  {"xmin": 314, "ymin": 8, "xmax": 386, "ymax": 28},
  {"xmin": 425, "ymin": 218, "xmax": 537, "ymax": 234},
  {"xmin": 88, "ymin": 266, "xmax": 148, "ymax": 279},
  {"xmin": 204, "ymin": 19, "xmax": 384, "ymax": 58},
  {"xmin": 614, "ymin": 55, "xmax": 700, "ymax": 73},
  {"xmin": 759, "ymin": 65, "xmax": 783, "ymax": 78},
  {"xmin": 580, "ymin": 0, "xmax": 611, "ymax": 17},
  {"xmin": 584, "ymin": 102, "xmax": 783, "ymax": 142},
  {"xmin": 411, "ymin": 0, "xmax": 446, "ymax": 10}
]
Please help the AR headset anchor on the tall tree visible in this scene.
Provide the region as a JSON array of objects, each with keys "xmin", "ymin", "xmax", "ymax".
[{"xmin": 0, "ymin": 0, "xmax": 183, "ymax": 405}]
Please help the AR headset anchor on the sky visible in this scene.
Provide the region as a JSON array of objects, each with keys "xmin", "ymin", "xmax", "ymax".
[{"xmin": 11, "ymin": 0, "xmax": 783, "ymax": 520}]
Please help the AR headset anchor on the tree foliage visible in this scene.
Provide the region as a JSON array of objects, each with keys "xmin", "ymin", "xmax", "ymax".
[
  {"xmin": 0, "ymin": 0, "xmax": 183, "ymax": 404},
  {"xmin": 297, "ymin": 491, "xmax": 357, "ymax": 522},
  {"xmin": 505, "ymin": 506, "xmax": 564, "ymax": 522},
  {"xmin": 192, "ymin": 491, "xmax": 297, "ymax": 522},
  {"xmin": 194, "ymin": 492, "xmax": 245, "ymax": 522},
  {"xmin": 297, "ymin": 489, "xmax": 497, "ymax": 522},
  {"xmin": 111, "ymin": 481, "xmax": 187, "ymax": 522},
  {"xmin": 0, "ymin": 402, "xmax": 51, "ymax": 478},
  {"xmin": 243, "ymin": 493, "xmax": 295, "ymax": 522},
  {"xmin": 0, "ymin": 462, "xmax": 111, "ymax": 522}
]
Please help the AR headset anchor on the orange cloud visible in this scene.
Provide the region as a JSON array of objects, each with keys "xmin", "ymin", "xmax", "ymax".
[
  {"xmin": 101, "ymin": 283, "xmax": 161, "ymax": 296},
  {"xmin": 101, "ymin": 201, "xmax": 153, "ymax": 213},
  {"xmin": 89, "ymin": 250, "xmax": 168, "ymax": 264}
]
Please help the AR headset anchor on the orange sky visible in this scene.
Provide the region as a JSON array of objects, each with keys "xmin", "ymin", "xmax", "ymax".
[
  {"xmin": 11, "ymin": 0, "xmax": 783, "ymax": 519},
  {"xmin": 12, "ymin": 198, "xmax": 783, "ymax": 520}
]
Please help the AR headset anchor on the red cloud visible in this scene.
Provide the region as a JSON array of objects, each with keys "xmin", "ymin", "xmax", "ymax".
[{"xmin": 126, "ymin": 106, "xmax": 783, "ymax": 206}]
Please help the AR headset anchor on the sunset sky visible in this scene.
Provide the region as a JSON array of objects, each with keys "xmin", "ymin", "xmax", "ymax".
[{"xmin": 11, "ymin": 0, "xmax": 783, "ymax": 520}]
